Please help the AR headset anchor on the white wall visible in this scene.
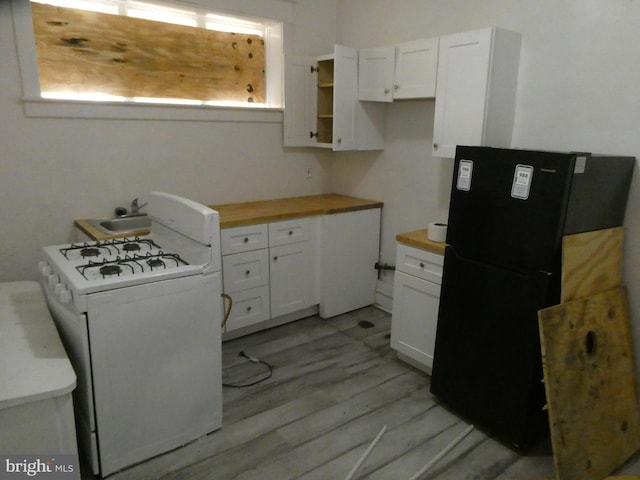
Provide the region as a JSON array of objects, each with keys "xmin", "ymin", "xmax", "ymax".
[
  {"xmin": 0, "ymin": 0, "xmax": 336, "ymax": 281},
  {"xmin": 332, "ymin": 0, "xmax": 640, "ymax": 384}
]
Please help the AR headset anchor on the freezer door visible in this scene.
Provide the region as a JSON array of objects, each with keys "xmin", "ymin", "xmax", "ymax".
[
  {"xmin": 430, "ymin": 247, "xmax": 553, "ymax": 448},
  {"xmin": 448, "ymin": 146, "xmax": 575, "ymax": 272}
]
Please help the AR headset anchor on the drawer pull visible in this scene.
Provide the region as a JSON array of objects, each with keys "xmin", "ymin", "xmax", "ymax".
[
  {"xmin": 243, "ymin": 237, "xmax": 249, "ymax": 243},
  {"xmin": 273, "ymin": 256, "xmax": 278, "ymax": 262},
  {"xmin": 419, "ymin": 262, "xmax": 425, "ymax": 269},
  {"xmin": 288, "ymin": 230, "xmax": 293, "ymax": 236},
  {"xmin": 245, "ymin": 270, "xmax": 251, "ymax": 276},
  {"xmin": 246, "ymin": 306, "xmax": 252, "ymax": 312}
]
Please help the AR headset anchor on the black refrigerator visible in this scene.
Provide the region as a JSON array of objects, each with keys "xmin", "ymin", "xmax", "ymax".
[{"xmin": 430, "ymin": 146, "xmax": 635, "ymax": 449}]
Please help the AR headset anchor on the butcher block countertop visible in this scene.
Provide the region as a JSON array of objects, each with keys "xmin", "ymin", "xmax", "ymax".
[
  {"xmin": 76, "ymin": 194, "xmax": 383, "ymax": 240},
  {"xmin": 211, "ymin": 193, "xmax": 383, "ymax": 228},
  {"xmin": 396, "ymin": 228, "xmax": 447, "ymax": 255}
]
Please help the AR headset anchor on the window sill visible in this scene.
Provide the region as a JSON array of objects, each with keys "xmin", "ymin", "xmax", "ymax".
[{"xmin": 22, "ymin": 97, "xmax": 284, "ymax": 123}]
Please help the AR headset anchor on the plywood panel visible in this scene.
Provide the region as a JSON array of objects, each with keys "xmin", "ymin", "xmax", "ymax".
[
  {"xmin": 31, "ymin": 3, "xmax": 265, "ymax": 103},
  {"xmin": 538, "ymin": 287, "xmax": 640, "ymax": 480},
  {"xmin": 561, "ymin": 228, "xmax": 623, "ymax": 303}
]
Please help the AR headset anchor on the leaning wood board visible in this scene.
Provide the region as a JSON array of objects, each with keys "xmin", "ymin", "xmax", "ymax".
[
  {"xmin": 538, "ymin": 287, "xmax": 640, "ymax": 480},
  {"xmin": 561, "ymin": 227, "xmax": 623, "ymax": 303}
]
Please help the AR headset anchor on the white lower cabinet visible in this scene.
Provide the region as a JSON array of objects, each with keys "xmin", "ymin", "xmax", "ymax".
[
  {"xmin": 221, "ymin": 208, "xmax": 382, "ymax": 337},
  {"xmin": 319, "ymin": 208, "xmax": 381, "ymax": 318},
  {"xmin": 268, "ymin": 218, "xmax": 313, "ymax": 318},
  {"xmin": 270, "ymin": 242, "xmax": 311, "ymax": 318},
  {"xmin": 221, "ymin": 218, "xmax": 315, "ymax": 336},
  {"xmin": 221, "ymin": 224, "xmax": 270, "ymax": 334},
  {"xmin": 391, "ymin": 244, "xmax": 444, "ymax": 373}
]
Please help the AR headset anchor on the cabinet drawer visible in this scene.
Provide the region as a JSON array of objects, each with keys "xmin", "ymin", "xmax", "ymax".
[
  {"xmin": 221, "ymin": 224, "xmax": 268, "ymax": 255},
  {"xmin": 395, "ymin": 244, "xmax": 444, "ymax": 284},
  {"xmin": 269, "ymin": 218, "xmax": 310, "ymax": 247},
  {"xmin": 222, "ymin": 250, "xmax": 269, "ymax": 294},
  {"xmin": 224, "ymin": 286, "xmax": 270, "ymax": 332}
]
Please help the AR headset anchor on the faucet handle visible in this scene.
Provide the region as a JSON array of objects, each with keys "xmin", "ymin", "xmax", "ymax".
[{"xmin": 130, "ymin": 197, "xmax": 148, "ymax": 214}]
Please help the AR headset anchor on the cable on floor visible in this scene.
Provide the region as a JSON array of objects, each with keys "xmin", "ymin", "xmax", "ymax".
[{"xmin": 222, "ymin": 350, "xmax": 273, "ymax": 388}]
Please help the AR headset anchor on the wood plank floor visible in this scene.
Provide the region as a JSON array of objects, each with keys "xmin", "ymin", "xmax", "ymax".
[{"xmin": 81, "ymin": 306, "xmax": 640, "ymax": 479}]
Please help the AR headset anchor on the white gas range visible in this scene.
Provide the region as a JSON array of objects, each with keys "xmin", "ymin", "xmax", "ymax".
[{"xmin": 39, "ymin": 192, "xmax": 222, "ymax": 477}]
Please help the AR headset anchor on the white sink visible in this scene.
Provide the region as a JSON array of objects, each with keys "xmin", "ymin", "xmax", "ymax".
[{"xmin": 88, "ymin": 214, "xmax": 151, "ymax": 235}]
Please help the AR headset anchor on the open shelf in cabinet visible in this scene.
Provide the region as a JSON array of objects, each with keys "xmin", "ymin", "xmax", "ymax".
[{"xmin": 316, "ymin": 58, "xmax": 334, "ymax": 145}]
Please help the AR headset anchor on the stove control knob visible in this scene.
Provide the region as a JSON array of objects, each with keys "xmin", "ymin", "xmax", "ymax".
[
  {"xmin": 54, "ymin": 283, "xmax": 67, "ymax": 296},
  {"xmin": 39, "ymin": 261, "xmax": 53, "ymax": 277},
  {"xmin": 47, "ymin": 274, "xmax": 59, "ymax": 288},
  {"xmin": 58, "ymin": 289, "xmax": 72, "ymax": 304}
]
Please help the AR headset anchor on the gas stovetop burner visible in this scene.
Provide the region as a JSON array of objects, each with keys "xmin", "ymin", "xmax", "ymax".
[
  {"xmin": 122, "ymin": 243, "xmax": 141, "ymax": 252},
  {"xmin": 81, "ymin": 247, "xmax": 101, "ymax": 258},
  {"xmin": 145, "ymin": 253, "xmax": 187, "ymax": 270},
  {"xmin": 60, "ymin": 237, "xmax": 163, "ymax": 261},
  {"xmin": 147, "ymin": 258, "xmax": 165, "ymax": 269},
  {"xmin": 100, "ymin": 264, "xmax": 123, "ymax": 277}
]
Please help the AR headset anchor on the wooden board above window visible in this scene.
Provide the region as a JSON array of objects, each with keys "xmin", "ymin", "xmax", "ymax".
[{"xmin": 31, "ymin": 2, "xmax": 266, "ymax": 104}]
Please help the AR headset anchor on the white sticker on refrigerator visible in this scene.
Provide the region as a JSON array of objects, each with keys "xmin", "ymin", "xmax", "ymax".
[
  {"xmin": 457, "ymin": 160, "xmax": 473, "ymax": 191},
  {"xmin": 512, "ymin": 164, "xmax": 534, "ymax": 200}
]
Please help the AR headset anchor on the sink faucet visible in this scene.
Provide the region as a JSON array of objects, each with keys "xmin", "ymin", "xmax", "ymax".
[{"xmin": 130, "ymin": 197, "xmax": 148, "ymax": 215}]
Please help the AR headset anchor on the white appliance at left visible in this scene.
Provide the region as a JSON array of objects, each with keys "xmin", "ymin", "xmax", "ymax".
[{"xmin": 39, "ymin": 192, "xmax": 223, "ymax": 477}]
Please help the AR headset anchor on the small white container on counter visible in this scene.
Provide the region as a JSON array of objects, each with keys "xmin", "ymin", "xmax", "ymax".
[{"xmin": 427, "ymin": 222, "xmax": 448, "ymax": 243}]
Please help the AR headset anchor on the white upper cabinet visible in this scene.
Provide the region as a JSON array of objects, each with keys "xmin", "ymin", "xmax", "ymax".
[
  {"xmin": 358, "ymin": 46, "xmax": 395, "ymax": 102},
  {"xmin": 284, "ymin": 45, "xmax": 385, "ymax": 150},
  {"xmin": 283, "ymin": 55, "xmax": 317, "ymax": 148},
  {"xmin": 394, "ymin": 38, "xmax": 439, "ymax": 99},
  {"xmin": 358, "ymin": 38, "xmax": 439, "ymax": 102},
  {"xmin": 432, "ymin": 27, "xmax": 521, "ymax": 158}
]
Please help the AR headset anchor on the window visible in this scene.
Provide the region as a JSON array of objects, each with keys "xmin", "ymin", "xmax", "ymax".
[{"xmin": 13, "ymin": 0, "xmax": 286, "ymax": 120}]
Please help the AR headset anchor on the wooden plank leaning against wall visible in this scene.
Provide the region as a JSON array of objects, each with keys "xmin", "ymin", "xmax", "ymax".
[{"xmin": 537, "ymin": 228, "xmax": 640, "ymax": 480}]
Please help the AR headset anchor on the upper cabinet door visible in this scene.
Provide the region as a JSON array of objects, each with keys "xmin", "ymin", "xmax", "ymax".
[
  {"xmin": 358, "ymin": 46, "xmax": 395, "ymax": 102},
  {"xmin": 283, "ymin": 55, "xmax": 316, "ymax": 147},
  {"xmin": 332, "ymin": 44, "xmax": 359, "ymax": 150},
  {"xmin": 432, "ymin": 27, "xmax": 521, "ymax": 158},
  {"xmin": 358, "ymin": 39, "xmax": 438, "ymax": 102},
  {"xmin": 393, "ymin": 38, "xmax": 439, "ymax": 99},
  {"xmin": 432, "ymin": 28, "xmax": 493, "ymax": 158},
  {"xmin": 284, "ymin": 46, "xmax": 384, "ymax": 150}
]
